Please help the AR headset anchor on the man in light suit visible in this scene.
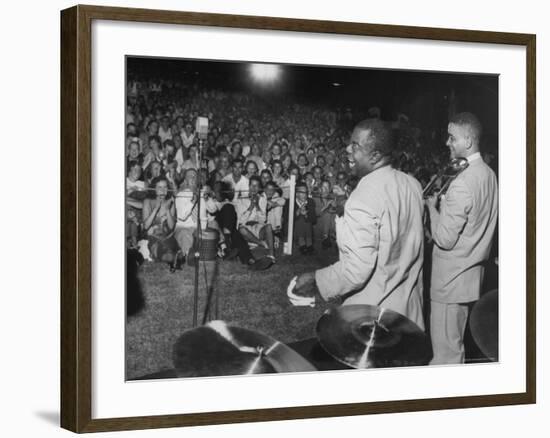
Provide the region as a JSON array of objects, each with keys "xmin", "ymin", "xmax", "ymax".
[
  {"xmin": 291, "ymin": 119, "xmax": 426, "ymax": 330},
  {"xmin": 426, "ymin": 112, "xmax": 498, "ymax": 364}
]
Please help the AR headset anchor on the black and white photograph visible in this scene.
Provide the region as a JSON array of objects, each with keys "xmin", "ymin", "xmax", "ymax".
[{"xmin": 125, "ymin": 56, "xmax": 499, "ymax": 380}]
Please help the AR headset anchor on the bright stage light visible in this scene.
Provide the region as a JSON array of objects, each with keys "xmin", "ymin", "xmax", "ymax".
[{"xmin": 249, "ymin": 63, "xmax": 281, "ymax": 83}]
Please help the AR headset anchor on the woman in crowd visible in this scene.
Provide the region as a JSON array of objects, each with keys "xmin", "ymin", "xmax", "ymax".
[
  {"xmin": 260, "ymin": 169, "xmax": 272, "ymax": 188},
  {"xmin": 245, "ymin": 160, "xmax": 259, "ymax": 178},
  {"xmin": 142, "ymin": 176, "xmax": 179, "ymax": 266},
  {"xmin": 296, "ymin": 153, "xmax": 309, "ymax": 176},
  {"xmin": 246, "ymin": 143, "xmax": 265, "ymax": 172},
  {"xmin": 281, "ymin": 153, "xmax": 293, "ymax": 176},
  {"xmin": 181, "ymin": 144, "xmax": 199, "ymax": 172},
  {"xmin": 230, "ymin": 140, "xmax": 243, "ymax": 161},
  {"xmin": 145, "ymin": 161, "xmax": 163, "ymax": 186}
]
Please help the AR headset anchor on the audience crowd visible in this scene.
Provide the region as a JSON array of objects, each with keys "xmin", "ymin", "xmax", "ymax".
[{"xmin": 125, "ymin": 78, "xmax": 496, "ymax": 271}]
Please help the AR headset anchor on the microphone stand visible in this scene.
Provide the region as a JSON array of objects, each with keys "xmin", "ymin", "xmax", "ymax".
[{"xmin": 192, "ymin": 137, "xmax": 204, "ymax": 327}]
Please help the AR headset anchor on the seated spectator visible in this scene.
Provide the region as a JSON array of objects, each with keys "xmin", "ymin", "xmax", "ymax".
[
  {"xmin": 237, "ymin": 176, "xmax": 276, "ymax": 264},
  {"xmin": 126, "ymin": 161, "xmax": 146, "ymax": 248},
  {"xmin": 271, "ymin": 142, "xmax": 282, "ymax": 162},
  {"xmin": 265, "ymin": 181, "xmax": 286, "ymax": 237},
  {"xmin": 127, "ymin": 141, "xmax": 143, "ymax": 168},
  {"xmin": 261, "ymin": 149, "xmax": 272, "ymax": 169},
  {"xmin": 311, "ymin": 165, "xmax": 324, "ymax": 188},
  {"xmin": 165, "ymin": 161, "xmax": 180, "ymax": 194},
  {"xmin": 271, "ymin": 159, "xmax": 289, "ymax": 198},
  {"xmin": 297, "ymin": 153, "xmax": 309, "ymax": 175},
  {"xmin": 223, "ymin": 157, "xmax": 249, "ymax": 201},
  {"xmin": 174, "ymin": 142, "xmax": 189, "ymax": 172},
  {"xmin": 303, "ymin": 172, "xmax": 317, "ymax": 198},
  {"xmin": 158, "ymin": 116, "xmax": 173, "ymax": 143},
  {"xmin": 230, "ymin": 140, "xmax": 243, "ymax": 161},
  {"xmin": 174, "ymin": 169, "xmax": 207, "ymax": 262},
  {"xmin": 288, "ymin": 164, "xmax": 301, "ymax": 183},
  {"xmin": 306, "ymin": 147, "xmax": 316, "ymax": 166},
  {"xmin": 143, "ymin": 135, "xmax": 163, "ymax": 168},
  {"xmin": 172, "ymin": 130, "xmax": 184, "ymax": 154},
  {"xmin": 162, "ymin": 140, "xmax": 177, "ymax": 167},
  {"xmin": 145, "ymin": 161, "xmax": 163, "ymax": 186},
  {"xmin": 260, "ymin": 169, "xmax": 272, "ymax": 188},
  {"xmin": 139, "ymin": 120, "xmax": 159, "ymax": 150},
  {"xmin": 245, "ymin": 159, "xmax": 259, "ymax": 178},
  {"xmin": 205, "ymin": 181, "xmax": 256, "ymax": 266},
  {"xmin": 316, "ymin": 154, "xmax": 327, "ymax": 169},
  {"xmin": 315, "ymin": 180, "xmax": 337, "ymax": 249},
  {"xmin": 246, "ymin": 143, "xmax": 265, "ymax": 171},
  {"xmin": 180, "ymin": 122, "xmax": 195, "ymax": 148},
  {"xmin": 142, "ymin": 177, "xmax": 178, "ymax": 265},
  {"xmin": 294, "ymin": 182, "xmax": 316, "ymax": 254},
  {"xmin": 281, "ymin": 153, "xmax": 293, "ymax": 175},
  {"xmin": 334, "ymin": 171, "xmax": 348, "ymax": 195},
  {"xmin": 216, "ymin": 152, "xmax": 232, "ymax": 179},
  {"xmin": 181, "ymin": 144, "xmax": 199, "ymax": 171}
]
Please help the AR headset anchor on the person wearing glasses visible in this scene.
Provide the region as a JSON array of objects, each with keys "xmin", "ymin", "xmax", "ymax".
[{"xmin": 290, "ymin": 119, "xmax": 425, "ymax": 330}]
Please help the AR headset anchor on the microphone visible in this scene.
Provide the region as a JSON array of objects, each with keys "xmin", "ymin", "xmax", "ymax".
[{"xmin": 195, "ymin": 116, "xmax": 209, "ymax": 141}]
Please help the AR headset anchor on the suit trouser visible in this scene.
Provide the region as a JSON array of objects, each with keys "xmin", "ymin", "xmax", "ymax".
[{"xmin": 429, "ymin": 301, "xmax": 469, "ymax": 365}]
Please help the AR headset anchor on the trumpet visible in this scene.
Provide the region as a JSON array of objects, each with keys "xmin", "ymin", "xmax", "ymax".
[{"xmin": 423, "ymin": 157, "xmax": 469, "ymax": 202}]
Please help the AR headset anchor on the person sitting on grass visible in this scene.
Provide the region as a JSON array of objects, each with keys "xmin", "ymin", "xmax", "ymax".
[
  {"xmin": 237, "ymin": 176, "xmax": 276, "ymax": 266},
  {"xmin": 142, "ymin": 176, "xmax": 178, "ymax": 267},
  {"xmin": 205, "ymin": 181, "xmax": 258, "ymax": 267},
  {"xmin": 174, "ymin": 169, "xmax": 206, "ymax": 266},
  {"xmin": 265, "ymin": 181, "xmax": 286, "ymax": 248},
  {"xmin": 126, "ymin": 161, "xmax": 146, "ymax": 248},
  {"xmin": 294, "ymin": 182, "xmax": 316, "ymax": 255}
]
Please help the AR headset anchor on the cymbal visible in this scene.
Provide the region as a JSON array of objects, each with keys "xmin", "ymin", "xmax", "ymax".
[
  {"xmin": 469, "ymin": 289, "xmax": 499, "ymax": 361},
  {"xmin": 173, "ymin": 320, "xmax": 317, "ymax": 377},
  {"xmin": 316, "ymin": 305, "xmax": 431, "ymax": 369}
]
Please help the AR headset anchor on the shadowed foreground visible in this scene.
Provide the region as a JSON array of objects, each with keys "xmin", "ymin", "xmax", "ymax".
[{"xmin": 126, "ymin": 249, "xmax": 337, "ymax": 380}]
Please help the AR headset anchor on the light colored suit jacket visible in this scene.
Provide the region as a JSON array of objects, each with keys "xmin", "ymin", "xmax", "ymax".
[
  {"xmin": 429, "ymin": 154, "xmax": 498, "ymax": 304},
  {"xmin": 315, "ymin": 166, "xmax": 425, "ymax": 330}
]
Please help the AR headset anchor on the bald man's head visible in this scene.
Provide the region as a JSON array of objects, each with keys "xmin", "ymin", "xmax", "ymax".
[
  {"xmin": 347, "ymin": 119, "xmax": 394, "ymax": 177},
  {"xmin": 353, "ymin": 119, "xmax": 395, "ymax": 157}
]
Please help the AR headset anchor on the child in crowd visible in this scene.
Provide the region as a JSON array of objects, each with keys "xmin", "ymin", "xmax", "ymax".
[
  {"xmin": 315, "ymin": 180, "xmax": 337, "ymax": 249},
  {"xmin": 294, "ymin": 182, "xmax": 316, "ymax": 254},
  {"xmin": 265, "ymin": 181, "xmax": 286, "ymax": 248}
]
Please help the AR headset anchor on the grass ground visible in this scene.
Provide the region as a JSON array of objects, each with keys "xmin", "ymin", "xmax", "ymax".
[{"xmin": 126, "ymin": 244, "xmax": 338, "ymax": 379}]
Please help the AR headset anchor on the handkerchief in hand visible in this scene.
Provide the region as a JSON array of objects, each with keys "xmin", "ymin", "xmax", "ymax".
[{"xmin": 286, "ymin": 276, "xmax": 315, "ymax": 307}]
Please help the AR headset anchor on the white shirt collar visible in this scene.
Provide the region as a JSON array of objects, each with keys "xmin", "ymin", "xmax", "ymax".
[{"xmin": 467, "ymin": 152, "xmax": 482, "ymax": 163}]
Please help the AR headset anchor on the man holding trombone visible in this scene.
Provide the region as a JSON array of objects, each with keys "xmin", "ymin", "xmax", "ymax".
[{"xmin": 425, "ymin": 112, "xmax": 498, "ymax": 364}]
